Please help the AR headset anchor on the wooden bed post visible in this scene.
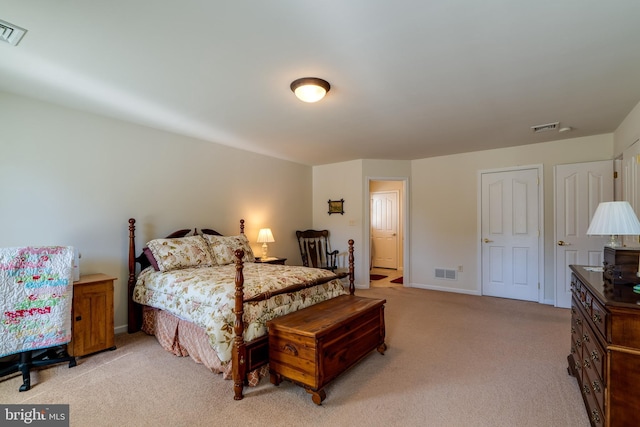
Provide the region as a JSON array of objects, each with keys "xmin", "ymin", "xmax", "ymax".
[
  {"xmin": 127, "ymin": 218, "xmax": 140, "ymax": 333},
  {"xmin": 232, "ymin": 249, "xmax": 247, "ymax": 400},
  {"xmin": 348, "ymin": 239, "xmax": 355, "ymax": 295}
]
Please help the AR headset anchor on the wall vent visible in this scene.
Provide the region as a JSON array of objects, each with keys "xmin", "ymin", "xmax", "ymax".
[
  {"xmin": 0, "ymin": 19, "xmax": 27, "ymax": 46},
  {"xmin": 531, "ymin": 122, "xmax": 559, "ymax": 133},
  {"xmin": 435, "ymin": 268, "xmax": 457, "ymax": 280}
]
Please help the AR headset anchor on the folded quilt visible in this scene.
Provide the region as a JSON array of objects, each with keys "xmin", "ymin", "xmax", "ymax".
[{"xmin": 0, "ymin": 246, "xmax": 75, "ymax": 358}]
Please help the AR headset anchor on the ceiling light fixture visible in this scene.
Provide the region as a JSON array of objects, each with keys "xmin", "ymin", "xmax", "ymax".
[{"xmin": 290, "ymin": 77, "xmax": 330, "ymax": 103}]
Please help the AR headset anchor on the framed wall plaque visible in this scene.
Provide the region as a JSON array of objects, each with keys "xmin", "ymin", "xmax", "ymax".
[{"xmin": 328, "ymin": 199, "xmax": 344, "ymax": 215}]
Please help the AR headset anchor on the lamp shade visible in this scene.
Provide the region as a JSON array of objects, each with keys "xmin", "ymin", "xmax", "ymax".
[
  {"xmin": 586, "ymin": 201, "xmax": 640, "ymax": 236},
  {"xmin": 257, "ymin": 228, "xmax": 275, "ymax": 243},
  {"xmin": 290, "ymin": 77, "xmax": 330, "ymax": 103}
]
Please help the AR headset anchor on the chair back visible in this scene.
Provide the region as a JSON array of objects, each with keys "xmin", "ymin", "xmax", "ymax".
[{"xmin": 296, "ymin": 230, "xmax": 338, "ymax": 271}]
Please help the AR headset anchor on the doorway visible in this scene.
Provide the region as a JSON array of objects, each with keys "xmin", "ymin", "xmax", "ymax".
[{"xmin": 370, "ymin": 180, "xmax": 405, "ymax": 287}]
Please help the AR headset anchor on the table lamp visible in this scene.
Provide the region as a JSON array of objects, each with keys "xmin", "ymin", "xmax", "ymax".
[
  {"xmin": 586, "ymin": 201, "xmax": 640, "ymax": 247},
  {"xmin": 257, "ymin": 228, "xmax": 275, "ymax": 259}
]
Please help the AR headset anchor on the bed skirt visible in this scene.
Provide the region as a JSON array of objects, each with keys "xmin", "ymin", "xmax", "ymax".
[{"xmin": 141, "ymin": 306, "xmax": 268, "ymax": 386}]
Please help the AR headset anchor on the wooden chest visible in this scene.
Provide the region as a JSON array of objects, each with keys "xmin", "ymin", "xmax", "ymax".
[{"xmin": 267, "ymin": 294, "xmax": 386, "ymax": 404}]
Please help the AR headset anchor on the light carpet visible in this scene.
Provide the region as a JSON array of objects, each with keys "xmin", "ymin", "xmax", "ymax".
[{"xmin": 0, "ymin": 287, "xmax": 589, "ymax": 427}]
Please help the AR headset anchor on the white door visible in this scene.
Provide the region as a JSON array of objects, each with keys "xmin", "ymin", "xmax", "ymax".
[
  {"xmin": 554, "ymin": 161, "xmax": 613, "ymax": 308},
  {"xmin": 371, "ymin": 191, "xmax": 398, "ymax": 269},
  {"xmin": 481, "ymin": 168, "xmax": 540, "ymax": 301}
]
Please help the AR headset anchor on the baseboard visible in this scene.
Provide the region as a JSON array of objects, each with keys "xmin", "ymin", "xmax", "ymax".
[
  {"xmin": 114, "ymin": 325, "xmax": 128, "ymax": 335},
  {"xmin": 409, "ymin": 282, "xmax": 482, "ymax": 296}
]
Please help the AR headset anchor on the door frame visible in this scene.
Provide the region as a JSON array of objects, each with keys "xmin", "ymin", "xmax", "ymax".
[
  {"xmin": 477, "ymin": 164, "xmax": 545, "ymax": 303},
  {"xmin": 366, "ymin": 177, "xmax": 409, "ymax": 287}
]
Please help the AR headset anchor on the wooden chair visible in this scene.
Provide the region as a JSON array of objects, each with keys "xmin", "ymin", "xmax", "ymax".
[{"xmin": 296, "ymin": 230, "xmax": 339, "ymax": 272}]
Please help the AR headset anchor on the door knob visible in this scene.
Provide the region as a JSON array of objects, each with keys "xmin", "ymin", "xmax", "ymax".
[
  {"xmin": 557, "ymin": 240, "xmax": 570, "ymax": 246},
  {"xmin": 483, "ymin": 238, "xmax": 493, "ymax": 243}
]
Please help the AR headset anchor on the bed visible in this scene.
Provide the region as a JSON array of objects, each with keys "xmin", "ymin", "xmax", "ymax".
[{"xmin": 126, "ymin": 218, "xmax": 355, "ymax": 400}]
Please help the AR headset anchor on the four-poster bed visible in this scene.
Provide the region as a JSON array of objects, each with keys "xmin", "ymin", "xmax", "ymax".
[{"xmin": 127, "ymin": 218, "xmax": 355, "ymax": 400}]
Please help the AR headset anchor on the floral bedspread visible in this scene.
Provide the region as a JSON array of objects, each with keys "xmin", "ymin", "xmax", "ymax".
[{"xmin": 133, "ymin": 263, "xmax": 347, "ymax": 363}]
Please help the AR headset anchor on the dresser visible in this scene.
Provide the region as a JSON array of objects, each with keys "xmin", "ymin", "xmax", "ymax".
[
  {"xmin": 568, "ymin": 265, "xmax": 640, "ymax": 427},
  {"xmin": 268, "ymin": 295, "xmax": 386, "ymax": 404},
  {"xmin": 68, "ymin": 274, "xmax": 116, "ymax": 357}
]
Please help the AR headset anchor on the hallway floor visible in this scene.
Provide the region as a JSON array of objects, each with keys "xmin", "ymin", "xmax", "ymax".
[{"xmin": 369, "ymin": 267, "xmax": 404, "ymax": 288}]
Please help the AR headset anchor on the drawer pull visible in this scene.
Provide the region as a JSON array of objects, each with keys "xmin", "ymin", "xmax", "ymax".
[
  {"xmin": 583, "ymin": 384, "xmax": 591, "ymax": 395},
  {"xmin": 575, "ymin": 361, "xmax": 581, "ymax": 371},
  {"xmin": 282, "ymin": 343, "xmax": 298, "ymax": 356},
  {"xmin": 583, "ymin": 358, "xmax": 591, "ymax": 369},
  {"xmin": 576, "ymin": 317, "xmax": 582, "ymax": 326},
  {"xmin": 592, "ymin": 380, "xmax": 601, "ymax": 393},
  {"xmin": 591, "ymin": 350, "xmax": 599, "ymax": 363},
  {"xmin": 576, "ymin": 338, "xmax": 582, "ymax": 348},
  {"xmin": 582, "ymin": 333, "xmax": 590, "ymax": 343},
  {"xmin": 592, "ymin": 313, "xmax": 601, "ymax": 324},
  {"xmin": 591, "ymin": 409, "xmax": 601, "ymax": 424}
]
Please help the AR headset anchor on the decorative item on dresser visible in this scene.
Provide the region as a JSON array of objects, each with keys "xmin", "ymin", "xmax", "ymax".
[
  {"xmin": 127, "ymin": 218, "xmax": 355, "ymax": 400},
  {"xmin": 602, "ymin": 247, "xmax": 640, "ymax": 285},
  {"xmin": 568, "ymin": 265, "xmax": 640, "ymax": 427}
]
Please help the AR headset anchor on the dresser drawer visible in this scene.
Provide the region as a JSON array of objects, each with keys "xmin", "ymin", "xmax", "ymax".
[
  {"xmin": 581, "ymin": 323, "xmax": 605, "ymax": 387},
  {"xmin": 570, "ymin": 300, "xmax": 583, "ymax": 369},
  {"xmin": 582, "ymin": 368, "xmax": 605, "ymax": 426},
  {"xmin": 590, "ymin": 297, "xmax": 607, "ymax": 341}
]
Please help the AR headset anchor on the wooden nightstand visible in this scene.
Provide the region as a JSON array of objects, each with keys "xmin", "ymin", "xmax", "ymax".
[
  {"xmin": 68, "ymin": 274, "xmax": 116, "ymax": 357},
  {"xmin": 255, "ymin": 257, "xmax": 287, "ymax": 265}
]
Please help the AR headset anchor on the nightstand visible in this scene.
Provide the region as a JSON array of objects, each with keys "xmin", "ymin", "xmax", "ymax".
[
  {"xmin": 68, "ymin": 274, "xmax": 116, "ymax": 357},
  {"xmin": 255, "ymin": 257, "xmax": 287, "ymax": 265}
]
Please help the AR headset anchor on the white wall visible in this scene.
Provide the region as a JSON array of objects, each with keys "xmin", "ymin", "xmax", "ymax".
[
  {"xmin": 614, "ymin": 100, "xmax": 640, "ymax": 155},
  {"xmin": 312, "ymin": 160, "xmax": 364, "ymax": 284},
  {"xmin": 0, "ymin": 91, "xmax": 313, "ymax": 332},
  {"xmin": 411, "ymin": 134, "xmax": 613, "ymax": 301},
  {"xmin": 312, "ymin": 160, "xmax": 411, "ymax": 287}
]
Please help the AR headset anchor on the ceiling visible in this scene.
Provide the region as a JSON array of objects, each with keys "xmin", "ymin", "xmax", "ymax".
[{"xmin": 1, "ymin": 1, "xmax": 640, "ymax": 166}]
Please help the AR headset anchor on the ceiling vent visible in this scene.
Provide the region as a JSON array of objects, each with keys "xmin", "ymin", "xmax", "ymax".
[
  {"xmin": 0, "ymin": 19, "xmax": 27, "ymax": 46},
  {"xmin": 531, "ymin": 122, "xmax": 559, "ymax": 133}
]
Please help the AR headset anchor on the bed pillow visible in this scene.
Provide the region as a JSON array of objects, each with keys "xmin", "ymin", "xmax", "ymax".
[
  {"xmin": 146, "ymin": 235, "xmax": 214, "ymax": 271},
  {"xmin": 203, "ymin": 234, "xmax": 255, "ymax": 265}
]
